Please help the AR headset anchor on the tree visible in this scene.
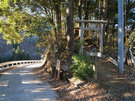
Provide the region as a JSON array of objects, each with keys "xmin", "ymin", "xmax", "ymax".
[
  {"xmin": 0, "ymin": 1, "xmax": 44, "ymax": 44},
  {"xmin": 26, "ymin": 52, "xmax": 30, "ymax": 60},
  {"xmin": 103, "ymin": 0, "xmax": 108, "ymax": 45},
  {"xmin": 1, "ymin": 0, "xmax": 134, "ymax": 62},
  {"xmin": 66, "ymin": 0, "xmax": 74, "ymax": 59},
  {"xmin": 14, "ymin": 46, "xmax": 20, "ymax": 60},
  {"xmin": 20, "ymin": 50, "xmax": 26, "ymax": 60}
]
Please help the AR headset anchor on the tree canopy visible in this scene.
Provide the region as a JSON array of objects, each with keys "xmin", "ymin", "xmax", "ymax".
[{"xmin": 0, "ymin": 0, "xmax": 135, "ymax": 59}]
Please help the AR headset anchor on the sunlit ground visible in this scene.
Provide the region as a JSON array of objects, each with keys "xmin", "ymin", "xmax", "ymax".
[{"xmin": 0, "ymin": 64, "xmax": 58, "ymax": 101}]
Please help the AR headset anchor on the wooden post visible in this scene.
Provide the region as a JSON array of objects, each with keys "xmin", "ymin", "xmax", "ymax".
[
  {"xmin": 79, "ymin": 22, "xmax": 84, "ymax": 54},
  {"xmin": 93, "ymin": 48, "xmax": 97, "ymax": 79},
  {"xmin": 53, "ymin": 46, "xmax": 56, "ymax": 58},
  {"xmin": 99, "ymin": 23, "xmax": 103, "ymax": 53},
  {"xmin": 125, "ymin": 37, "xmax": 128, "ymax": 46},
  {"xmin": 58, "ymin": 60, "xmax": 61, "ymax": 81},
  {"xmin": 52, "ymin": 46, "xmax": 56, "ymax": 77},
  {"xmin": 118, "ymin": 0, "xmax": 124, "ymax": 73}
]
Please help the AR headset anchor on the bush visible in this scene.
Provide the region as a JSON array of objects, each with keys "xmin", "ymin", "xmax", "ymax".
[{"xmin": 70, "ymin": 54, "xmax": 94, "ymax": 80}]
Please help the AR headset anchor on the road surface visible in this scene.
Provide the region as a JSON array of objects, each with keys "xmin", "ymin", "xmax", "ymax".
[{"xmin": 0, "ymin": 64, "xmax": 58, "ymax": 101}]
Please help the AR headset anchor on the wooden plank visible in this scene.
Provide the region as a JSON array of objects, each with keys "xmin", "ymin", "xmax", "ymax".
[
  {"xmin": 127, "ymin": 50, "xmax": 132, "ymax": 66},
  {"xmin": 108, "ymin": 57, "xmax": 118, "ymax": 67},
  {"xmin": 128, "ymin": 48, "xmax": 135, "ymax": 66}
]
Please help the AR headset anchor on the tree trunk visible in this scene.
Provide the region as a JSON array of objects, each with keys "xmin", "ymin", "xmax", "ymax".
[
  {"xmin": 78, "ymin": 0, "xmax": 82, "ymax": 27},
  {"xmin": 99, "ymin": 0, "xmax": 101, "ymax": 20},
  {"xmin": 66, "ymin": 0, "xmax": 74, "ymax": 59},
  {"xmin": 55, "ymin": 0, "xmax": 62, "ymax": 38},
  {"xmin": 103, "ymin": 0, "xmax": 108, "ymax": 45}
]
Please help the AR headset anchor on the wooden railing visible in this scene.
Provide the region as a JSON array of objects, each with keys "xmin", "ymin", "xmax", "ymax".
[{"xmin": 0, "ymin": 60, "xmax": 44, "ymax": 71}]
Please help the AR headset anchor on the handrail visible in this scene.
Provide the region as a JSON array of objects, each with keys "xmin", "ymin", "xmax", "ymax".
[{"xmin": 0, "ymin": 60, "xmax": 44, "ymax": 71}]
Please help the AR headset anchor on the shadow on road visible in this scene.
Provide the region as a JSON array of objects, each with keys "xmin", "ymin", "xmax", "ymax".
[{"xmin": 0, "ymin": 64, "xmax": 58, "ymax": 101}]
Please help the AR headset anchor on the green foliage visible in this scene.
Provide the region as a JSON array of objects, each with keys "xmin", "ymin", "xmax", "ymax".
[
  {"xmin": 14, "ymin": 46, "xmax": 21, "ymax": 60},
  {"xmin": 0, "ymin": 1, "xmax": 45, "ymax": 44},
  {"xmin": 103, "ymin": 46, "xmax": 109, "ymax": 52},
  {"xmin": 129, "ymin": 32, "xmax": 135, "ymax": 54},
  {"xmin": 12, "ymin": 48, "xmax": 16, "ymax": 57},
  {"xmin": 20, "ymin": 50, "xmax": 26, "ymax": 60},
  {"xmin": 7, "ymin": 56, "xmax": 14, "ymax": 61},
  {"xmin": 75, "ymin": 40, "xmax": 85, "ymax": 49},
  {"xmin": 70, "ymin": 54, "xmax": 94, "ymax": 80}
]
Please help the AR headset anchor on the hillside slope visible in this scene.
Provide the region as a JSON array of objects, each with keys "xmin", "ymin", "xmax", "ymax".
[{"xmin": 0, "ymin": 34, "xmax": 41, "ymax": 60}]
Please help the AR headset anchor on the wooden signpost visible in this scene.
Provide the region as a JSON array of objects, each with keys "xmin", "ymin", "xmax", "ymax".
[{"xmin": 54, "ymin": 60, "xmax": 61, "ymax": 80}]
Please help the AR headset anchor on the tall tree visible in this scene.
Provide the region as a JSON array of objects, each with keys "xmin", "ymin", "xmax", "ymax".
[
  {"xmin": 103, "ymin": 0, "xmax": 108, "ymax": 45},
  {"xmin": 66, "ymin": 0, "xmax": 74, "ymax": 58}
]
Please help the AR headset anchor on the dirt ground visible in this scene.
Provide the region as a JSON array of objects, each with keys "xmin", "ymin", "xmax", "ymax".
[{"xmin": 34, "ymin": 58, "xmax": 135, "ymax": 101}]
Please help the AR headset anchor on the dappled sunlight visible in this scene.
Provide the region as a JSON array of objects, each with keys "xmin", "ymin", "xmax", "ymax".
[
  {"xmin": 22, "ymin": 80, "xmax": 43, "ymax": 84},
  {"xmin": 129, "ymin": 81, "xmax": 135, "ymax": 85},
  {"xmin": 0, "ymin": 94, "xmax": 5, "ymax": 97},
  {"xmin": 24, "ymin": 87, "xmax": 52, "ymax": 93},
  {"xmin": 26, "ymin": 64, "xmax": 43, "ymax": 68},
  {"xmin": 20, "ymin": 72, "xmax": 35, "ymax": 75},
  {"xmin": 0, "ymin": 84, "xmax": 8, "ymax": 87},
  {"xmin": 0, "ymin": 64, "xmax": 58, "ymax": 101},
  {"xmin": 0, "ymin": 72, "xmax": 20, "ymax": 75},
  {"xmin": 110, "ymin": 80, "xmax": 120, "ymax": 83},
  {"xmin": 123, "ymin": 92, "xmax": 132, "ymax": 98}
]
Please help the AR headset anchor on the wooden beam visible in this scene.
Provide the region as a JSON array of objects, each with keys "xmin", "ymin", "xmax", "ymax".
[
  {"xmin": 99, "ymin": 23, "xmax": 103, "ymax": 53},
  {"xmin": 83, "ymin": 28, "xmax": 100, "ymax": 31},
  {"xmin": 75, "ymin": 20, "xmax": 108, "ymax": 24},
  {"xmin": 128, "ymin": 48, "xmax": 135, "ymax": 66},
  {"xmin": 108, "ymin": 57, "xmax": 118, "ymax": 67},
  {"xmin": 79, "ymin": 22, "xmax": 84, "ymax": 54}
]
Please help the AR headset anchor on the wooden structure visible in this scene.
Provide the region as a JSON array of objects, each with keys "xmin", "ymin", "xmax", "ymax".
[
  {"xmin": 108, "ymin": 46, "xmax": 135, "ymax": 67},
  {"xmin": 75, "ymin": 20, "xmax": 108, "ymax": 55},
  {"xmin": 74, "ymin": 2, "xmax": 129, "ymax": 73}
]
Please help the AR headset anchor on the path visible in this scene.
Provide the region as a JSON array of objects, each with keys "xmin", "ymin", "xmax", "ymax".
[{"xmin": 0, "ymin": 64, "xmax": 58, "ymax": 101}]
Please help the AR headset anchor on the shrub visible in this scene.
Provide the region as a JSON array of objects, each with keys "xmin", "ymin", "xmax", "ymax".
[{"xmin": 70, "ymin": 54, "xmax": 94, "ymax": 80}]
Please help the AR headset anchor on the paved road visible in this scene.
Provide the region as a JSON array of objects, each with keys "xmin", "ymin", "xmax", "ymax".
[{"xmin": 0, "ymin": 64, "xmax": 58, "ymax": 101}]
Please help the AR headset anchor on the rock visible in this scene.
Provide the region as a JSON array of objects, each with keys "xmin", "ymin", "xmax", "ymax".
[{"xmin": 69, "ymin": 77, "xmax": 84, "ymax": 87}]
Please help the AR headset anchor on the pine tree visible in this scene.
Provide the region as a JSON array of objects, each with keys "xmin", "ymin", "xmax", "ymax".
[
  {"xmin": 14, "ymin": 46, "xmax": 20, "ymax": 60},
  {"xmin": 20, "ymin": 50, "xmax": 26, "ymax": 60},
  {"xmin": 26, "ymin": 52, "xmax": 30, "ymax": 60}
]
